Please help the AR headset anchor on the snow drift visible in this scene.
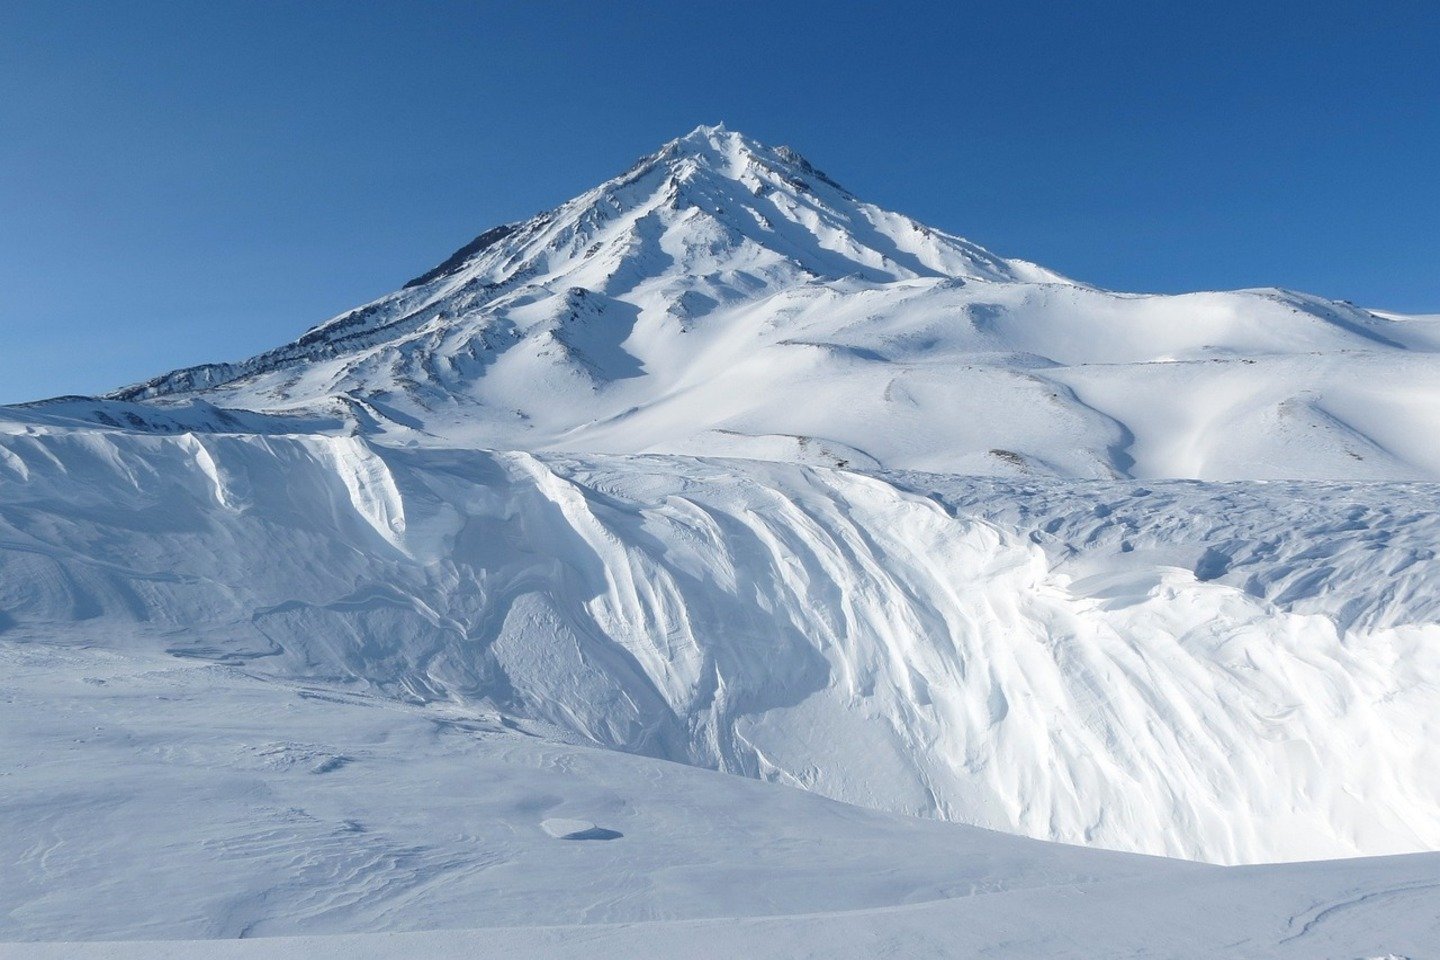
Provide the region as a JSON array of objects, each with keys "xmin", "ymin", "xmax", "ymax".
[{"xmin": 3, "ymin": 426, "xmax": 1437, "ymax": 864}]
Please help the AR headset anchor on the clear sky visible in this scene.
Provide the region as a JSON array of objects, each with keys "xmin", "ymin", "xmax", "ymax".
[{"xmin": 2, "ymin": 1, "xmax": 1436, "ymax": 404}]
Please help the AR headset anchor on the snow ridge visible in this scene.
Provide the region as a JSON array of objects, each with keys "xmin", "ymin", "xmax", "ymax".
[{"xmin": 3, "ymin": 430, "xmax": 1438, "ymax": 864}]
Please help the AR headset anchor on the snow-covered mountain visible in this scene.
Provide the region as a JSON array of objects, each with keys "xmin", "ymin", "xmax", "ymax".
[
  {"xmin": 5, "ymin": 125, "xmax": 1440, "ymax": 952},
  {"xmin": 26, "ymin": 123, "xmax": 1437, "ymax": 480}
]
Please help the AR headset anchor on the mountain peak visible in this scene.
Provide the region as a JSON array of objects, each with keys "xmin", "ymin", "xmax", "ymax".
[
  {"xmin": 677, "ymin": 121, "xmax": 729, "ymax": 141},
  {"xmin": 671, "ymin": 122, "xmax": 748, "ymax": 157},
  {"xmin": 646, "ymin": 124, "xmax": 848, "ymax": 197},
  {"xmin": 107, "ymin": 127, "xmax": 1072, "ymax": 405}
]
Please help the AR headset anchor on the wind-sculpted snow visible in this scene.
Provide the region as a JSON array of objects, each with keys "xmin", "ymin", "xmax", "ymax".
[
  {"xmin": 6, "ymin": 643, "xmax": 1440, "ymax": 960},
  {"xmin": 3, "ymin": 428, "xmax": 1438, "ymax": 864},
  {"xmin": 7, "ymin": 640, "xmax": 1439, "ymax": 959},
  {"xmin": 904, "ymin": 473, "xmax": 1440, "ymax": 632}
]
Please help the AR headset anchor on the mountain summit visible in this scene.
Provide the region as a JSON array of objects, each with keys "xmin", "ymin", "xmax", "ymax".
[
  {"xmin": 395, "ymin": 123, "xmax": 1069, "ymax": 293},
  {"xmin": 23, "ymin": 125, "xmax": 1438, "ymax": 479},
  {"xmin": 111, "ymin": 125, "xmax": 1065, "ymax": 403}
]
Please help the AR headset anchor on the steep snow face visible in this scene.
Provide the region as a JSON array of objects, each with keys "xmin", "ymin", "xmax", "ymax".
[
  {"xmin": 64, "ymin": 124, "xmax": 1440, "ymax": 481},
  {"xmin": 4, "ymin": 428, "xmax": 1438, "ymax": 864}
]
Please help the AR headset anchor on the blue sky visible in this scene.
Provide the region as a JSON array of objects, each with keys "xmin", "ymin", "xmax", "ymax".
[{"xmin": 2, "ymin": 0, "xmax": 1436, "ymax": 403}]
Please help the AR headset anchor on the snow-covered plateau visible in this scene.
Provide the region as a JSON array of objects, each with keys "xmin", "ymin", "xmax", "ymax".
[{"xmin": 3, "ymin": 125, "xmax": 1438, "ymax": 958}]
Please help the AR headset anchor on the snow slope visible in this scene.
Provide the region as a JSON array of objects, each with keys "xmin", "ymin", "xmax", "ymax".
[
  {"xmin": 2, "ymin": 638, "xmax": 1436, "ymax": 958},
  {"xmin": 2, "ymin": 427, "xmax": 1438, "ymax": 864}
]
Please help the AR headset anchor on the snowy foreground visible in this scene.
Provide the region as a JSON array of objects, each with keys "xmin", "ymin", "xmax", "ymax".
[
  {"xmin": 4, "ymin": 642, "xmax": 1438, "ymax": 959},
  {"xmin": 4, "ymin": 126, "xmax": 1440, "ymax": 956}
]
